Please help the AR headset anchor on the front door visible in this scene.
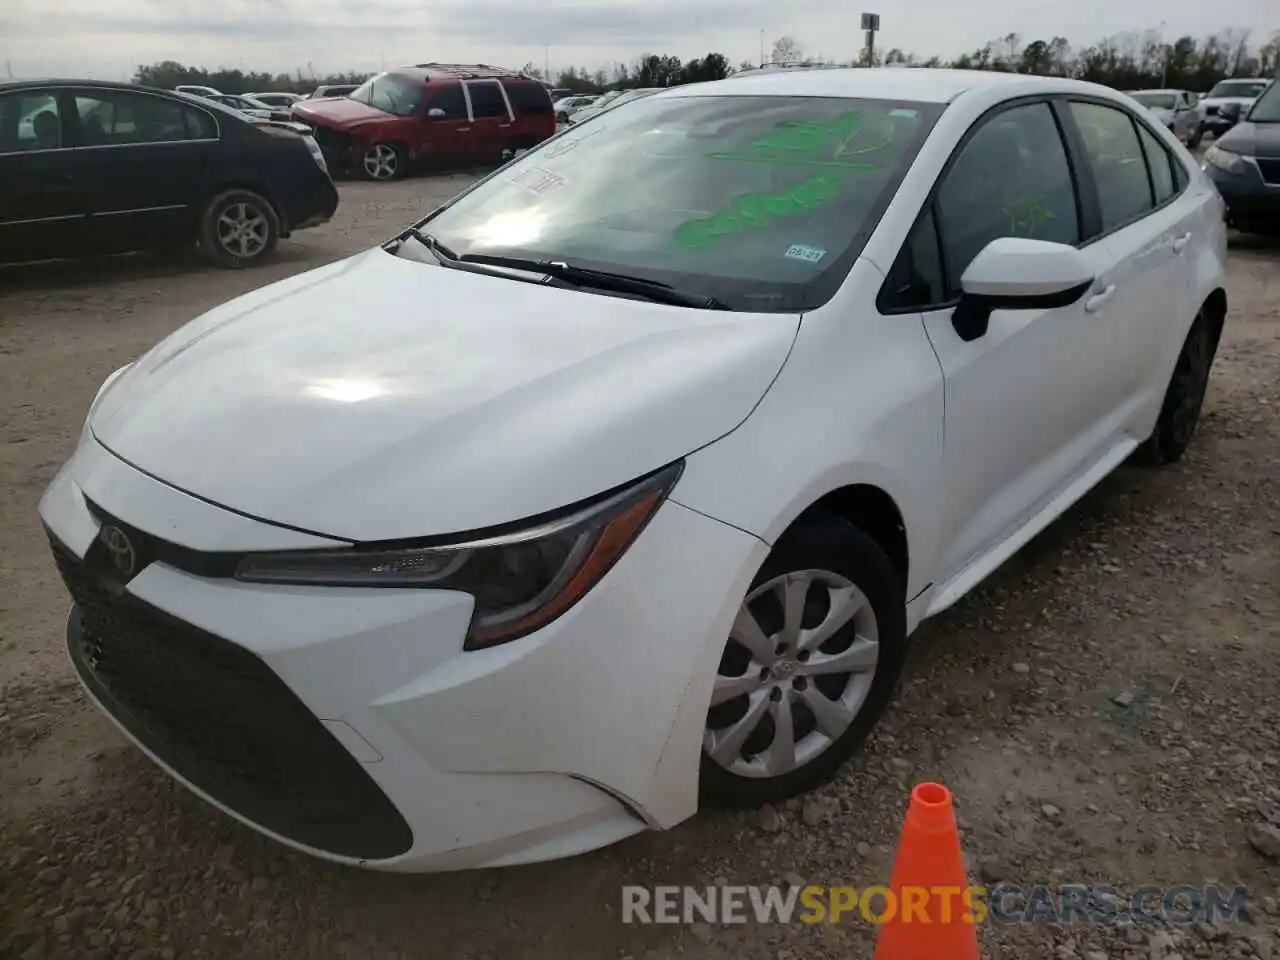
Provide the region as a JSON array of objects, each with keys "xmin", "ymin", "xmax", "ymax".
[
  {"xmin": 69, "ymin": 88, "xmax": 210, "ymax": 254},
  {"xmin": 415, "ymin": 83, "xmax": 472, "ymax": 169},
  {"xmin": 0, "ymin": 89, "xmax": 89, "ymax": 264},
  {"xmin": 919, "ymin": 99, "xmax": 1122, "ymax": 581},
  {"xmin": 462, "ymin": 80, "xmax": 514, "ymax": 165}
]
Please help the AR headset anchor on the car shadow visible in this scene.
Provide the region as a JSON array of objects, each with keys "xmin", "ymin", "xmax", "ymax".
[{"xmin": 1227, "ymin": 230, "xmax": 1280, "ymax": 257}]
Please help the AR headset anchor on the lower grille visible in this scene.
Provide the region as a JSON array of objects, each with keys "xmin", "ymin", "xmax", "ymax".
[
  {"xmin": 1256, "ymin": 158, "xmax": 1280, "ymax": 186},
  {"xmin": 50, "ymin": 537, "xmax": 413, "ymax": 861}
]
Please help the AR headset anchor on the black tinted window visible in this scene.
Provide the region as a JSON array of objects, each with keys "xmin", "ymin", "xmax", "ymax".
[
  {"xmin": 1136, "ymin": 124, "xmax": 1175, "ymax": 204},
  {"xmin": 0, "ymin": 91, "xmax": 63, "ymax": 152},
  {"xmin": 502, "ymin": 80, "xmax": 553, "ymax": 116},
  {"xmin": 426, "ymin": 85, "xmax": 466, "ymax": 119},
  {"xmin": 880, "ymin": 209, "xmax": 945, "ymax": 311},
  {"xmin": 935, "ymin": 102, "xmax": 1080, "ymax": 294},
  {"xmin": 74, "ymin": 91, "xmax": 193, "ymax": 145},
  {"xmin": 466, "ymin": 82, "xmax": 508, "ymax": 119},
  {"xmin": 1069, "ymin": 102, "xmax": 1154, "ymax": 233}
]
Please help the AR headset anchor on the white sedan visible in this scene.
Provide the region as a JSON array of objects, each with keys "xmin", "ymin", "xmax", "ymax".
[{"xmin": 41, "ymin": 67, "xmax": 1226, "ymax": 872}]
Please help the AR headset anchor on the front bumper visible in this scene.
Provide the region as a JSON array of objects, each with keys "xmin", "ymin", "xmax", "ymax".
[
  {"xmin": 39, "ymin": 436, "xmax": 765, "ymax": 871},
  {"xmin": 1205, "ymin": 158, "xmax": 1280, "ymax": 232}
]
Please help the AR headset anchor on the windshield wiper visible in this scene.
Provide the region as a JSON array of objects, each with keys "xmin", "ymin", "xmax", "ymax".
[
  {"xmin": 388, "ymin": 227, "xmax": 459, "ymax": 260},
  {"xmin": 456, "ymin": 254, "xmax": 733, "ymax": 310}
]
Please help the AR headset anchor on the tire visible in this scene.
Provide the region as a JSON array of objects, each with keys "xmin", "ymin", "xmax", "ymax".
[
  {"xmin": 198, "ymin": 190, "xmax": 279, "ymax": 269},
  {"xmin": 1186, "ymin": 124, "xmax": 1203, "ymax": 150},
  {"xmin": 360, "ymin": 142, "xmax": 406, "ymax": 181},
  {"xmin": 1137, "ymin": 310, "xmax": 1215, "ymax": 466},
  {"xmin": 699, "ymin": 512, "xmax": 908, "ymax": 808}
]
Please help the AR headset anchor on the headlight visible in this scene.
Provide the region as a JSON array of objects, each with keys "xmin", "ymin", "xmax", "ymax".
[
  {"xmin": 1204, "ymin": 144, "xmax": 1247, "ymax": 174},
  {"xmin": 234, "ymin": 461, "xmax": 683, "ymax": 649}
]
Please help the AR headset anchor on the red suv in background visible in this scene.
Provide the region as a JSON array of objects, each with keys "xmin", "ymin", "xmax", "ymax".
[{"xmin": 293, "ymin": 64, "xmax": 555, "ymax": 181}]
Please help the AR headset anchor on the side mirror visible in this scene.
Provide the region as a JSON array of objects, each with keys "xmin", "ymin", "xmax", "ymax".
[
  {"xmin": 952, "ymin": 238, "xmax": 1093, "ymax": 342},
  {"xmin": 427, "ymin": 108, "xmax": 447, "ymax": 120}
]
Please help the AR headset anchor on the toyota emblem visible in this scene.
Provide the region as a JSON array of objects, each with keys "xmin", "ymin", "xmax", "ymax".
[{"xmin": 99, "ymin": 525, "xmax": 137, "ymax": 578}]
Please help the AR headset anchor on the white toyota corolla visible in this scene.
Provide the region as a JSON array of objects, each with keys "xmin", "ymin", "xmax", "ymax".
[{"xmin": 41, "ymin": 68, "xmax": 1226, "ymax": 872}]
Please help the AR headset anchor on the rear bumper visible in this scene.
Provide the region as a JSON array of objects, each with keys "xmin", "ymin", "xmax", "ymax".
[{"xmin": 279, "ymin": 177, "xmax": 339, "ymax": 235}]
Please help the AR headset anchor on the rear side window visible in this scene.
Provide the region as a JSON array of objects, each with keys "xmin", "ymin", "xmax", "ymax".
[
  {"xmin": 425, "ymin": 84, "xmax": 466, "ymax": 120},
  {"xmin": 1069, "ymin": 101, "xmax": 1154, "ymax": 234},
  {"xmin": 74, "ymin": 91, "xmax": 195, "ymax": 145},
  {"xmin": 502, "ymin": 81, "xmax": 553, "ymax": 117},
  {"xmin": 466, "ymin": 81, "xmax": 509, "ymax": 120},
  {"xmin": 1135, "ymin": 123, "xmax": 1176, "ymax": 204},
  {"xmin": 934, "ymin": 101, "xmax": 1080, "ymax": 295},
  {"xmin": 0, "ymin": 91, "xmax": 63, "ymax": 152}
]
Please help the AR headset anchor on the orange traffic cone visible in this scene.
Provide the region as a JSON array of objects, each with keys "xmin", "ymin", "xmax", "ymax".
[{"xmin": 873, "ymin": 782, "xmax": 980, "ymax": 960}]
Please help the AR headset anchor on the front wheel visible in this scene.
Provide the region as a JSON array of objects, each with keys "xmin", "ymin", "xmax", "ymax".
[
  {"xmin": 1186, "ymin": 124, "xmax": 1204, "ymax": 149},
  {"xmin": 699, "ymin": 514, "xmax": 908, "ymax": 808},
  {"xmin": 198, "ymin": 190, "xmax": 279, "ymax": 269},
  {"xmin": 360, "ymin": 142, "xmax": 405, "ymax": 181},
  {"xmin": 1137, "ymin": 311, "xmax": 1214, "ymax": 465}
]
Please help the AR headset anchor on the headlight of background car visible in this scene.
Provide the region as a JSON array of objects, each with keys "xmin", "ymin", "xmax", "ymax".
[
  {"xmin": 235, "ymin": 461, "xmax": 683, "ymax": 649},
  {"xmin": 1205, "ymin": 144, "xmax": 1247, "ymax": 174}
]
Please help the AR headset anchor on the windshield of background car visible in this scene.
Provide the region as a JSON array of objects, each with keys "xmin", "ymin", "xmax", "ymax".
[
  {"xmin": 349, "ymin": 73, "xmax": 426, "ymax": 117},
  {"xmin": 418, "ymin": 94, "xmax": 942, "ymax": 312},
  {"xmin": 1246, "ymin": 81, "xmax": 1279, "ymax": 121},
  {"xmin": 1207, "ymin": 80, "xmax": 1268, "ymax": 99},
  {"xmin": 1132, "ymin": 93, "xmax": 1176, "ymax": 109}
]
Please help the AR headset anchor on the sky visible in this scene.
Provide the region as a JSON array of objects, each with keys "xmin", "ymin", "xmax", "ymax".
[{"xmin": 2, "ymin": 0, "xmax": 1278, "ymax": 82}]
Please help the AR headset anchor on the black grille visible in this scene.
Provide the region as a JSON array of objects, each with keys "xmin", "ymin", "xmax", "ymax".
[
  {"xmin": 1205, "ymin": 105, "xmax": 1219, "ymax": 116},
  {"xmin": 50, "ymin": 535, "xmax": 413, "ymax": 861},
  {"xmin": 1256, "ymin": 158, "xmax": 1280, "ymax": 186}
]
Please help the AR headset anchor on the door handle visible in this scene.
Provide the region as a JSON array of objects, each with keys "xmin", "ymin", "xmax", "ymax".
[
  {"xmin": 1172, "ymin": 232, "xmax": 1192, "ymax": 254},
  {"xmin": 456, "ymin": 127, "xmax": 470, "ymax": 132},
  {"xmin": 1084, "ymin": 284, "xmax": 1116, "ymax": 313},
  {"xmin": 498, "ymin": 124, "xmax": 512, "ymax": 129}
]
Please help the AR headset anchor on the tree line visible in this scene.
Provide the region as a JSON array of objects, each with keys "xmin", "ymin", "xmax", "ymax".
[{"xmin": 133, "ymin": 27, "xmax": 1279, "ymax": 98}]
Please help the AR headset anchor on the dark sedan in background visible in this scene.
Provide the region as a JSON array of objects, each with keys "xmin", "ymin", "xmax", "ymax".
[
  {"xmin": 0, "ymin": 79, "xmax": 339, "ymax": 268},
  {"xmin": 1204, "ymin": 78, "xmax": 1280, "ymax": 237}
]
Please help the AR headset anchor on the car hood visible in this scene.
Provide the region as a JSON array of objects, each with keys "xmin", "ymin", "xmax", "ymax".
[
  {"xmin": 90, "ymin": 249, "xmax": 801, "ymax": 542},
  {"xmin": 1202, "ymin": 95, "xmax": 1258, "ymax": 108},
  {"xmin": 1217, "ymin": 121, "xmax": 1280, "ymax": 158},
  {"xmin": 293, "ymin": 97, "xmax": 392, "ymax": 128}
]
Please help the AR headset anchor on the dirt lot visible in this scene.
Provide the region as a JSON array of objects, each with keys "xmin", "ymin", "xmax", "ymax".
[{"xmin": 1, "ymin": 177, "xmax": 1278, "ymax": 960}]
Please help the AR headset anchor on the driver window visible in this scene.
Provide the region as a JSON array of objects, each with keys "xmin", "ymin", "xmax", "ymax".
[
  {"xmin": 934, "ymin": 101, "xmax": 1081, "ymax": 295},
  {"xmin": 426, "ymin": 85, "xmax": 465, "ymax": 120}
]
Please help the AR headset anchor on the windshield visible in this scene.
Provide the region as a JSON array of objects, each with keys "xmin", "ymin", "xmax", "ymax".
[
  {"xmin": 414, "ymin": 94, "xmax": 942, "ymax": 312},
  {"xmin": 1132, "ymin": 93, "xmax": 1176, "ymax": 109},
  {"xmin": 349, "ymin": 73, "xmax": 426, "ymax": 117},
  {"xmin": 1247, "ymin": 80, "xmax": 1280, "ymax": 122},
  {"xmin": 1207, "ymin": 80, "xmax": 1268, "ymax": 99}
]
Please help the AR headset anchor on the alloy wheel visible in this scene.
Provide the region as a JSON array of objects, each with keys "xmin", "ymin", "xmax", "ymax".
[
  {"xmin": 704, "ymin": 570, "xmax": 879, "ymax": 779},
  {"xmin": 215, "ymin": 203, "xmax": 270, "ymax": 260},
  {"xmin": 363, "ymin": 144, "xmax": 399, "ymax": 180}
]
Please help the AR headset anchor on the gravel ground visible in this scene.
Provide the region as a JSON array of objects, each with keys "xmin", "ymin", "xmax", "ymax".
[{"xmin": 1, "ymin": 175, "xmax": 1278, "ymax": 960}]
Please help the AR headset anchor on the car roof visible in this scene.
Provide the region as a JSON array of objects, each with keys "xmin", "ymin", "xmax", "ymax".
[
  {"xmin": 657, "ymin": 67, "xmax": 1117, "ymax": 104},
  {"xmin": 391, "ymin": 63, "xmax": 539, "ymax": 83}
]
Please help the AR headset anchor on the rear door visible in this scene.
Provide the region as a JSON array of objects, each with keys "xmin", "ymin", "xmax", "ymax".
[
  {"xmin": 461, "ymin": 80, "xmax": 513, "ymax": 164},
  {"xmin": 68, "ymin": 88, "xmax": 216, "ymax": 254},
  {"xmin": 1061, "ymin": 100, "xmax": 1193, "ymax": 439},
  {"xmin": 0, "ymin": 88, "xmax": 89, "ymax": 264},
  {"xmin": 415, "ymin": 83, "xmax": 471, "ymax": 167}
]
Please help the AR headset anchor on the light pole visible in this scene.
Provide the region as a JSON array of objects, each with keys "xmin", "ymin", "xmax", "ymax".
[
  {"xmin": 760, "ymin": 29, "xmax": 765, "ymax": 67},
  {"xmin": 544, "ymin": 44, "xmax": 550, "ymax": 83}
]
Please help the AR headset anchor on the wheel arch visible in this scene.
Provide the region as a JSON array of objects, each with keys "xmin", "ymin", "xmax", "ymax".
[
  {"xmin": 1202, "ymin": 286, "xmax": 1227, "ymax": 356},
  {"xmin": 791, "ymin": 484, "xmax": 910, "ymax": 590}
]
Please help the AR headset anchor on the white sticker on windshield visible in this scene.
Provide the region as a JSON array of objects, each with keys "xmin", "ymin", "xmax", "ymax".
[
  {"xmin": 510, "ymin": 166, "xmax": 565, "ymax": 195},
  {"xmin": 889, "ymin": 109, "xmax": 920, "ymax": 119},
  {"xmin": 784, "ymin": 244, "xmax": 827, "ymax": 264}
]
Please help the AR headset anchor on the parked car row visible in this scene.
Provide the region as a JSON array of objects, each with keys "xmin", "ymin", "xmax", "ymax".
[{"xmin": 0, "ymin": 79, "xmax": 338, "ymax": 268}]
